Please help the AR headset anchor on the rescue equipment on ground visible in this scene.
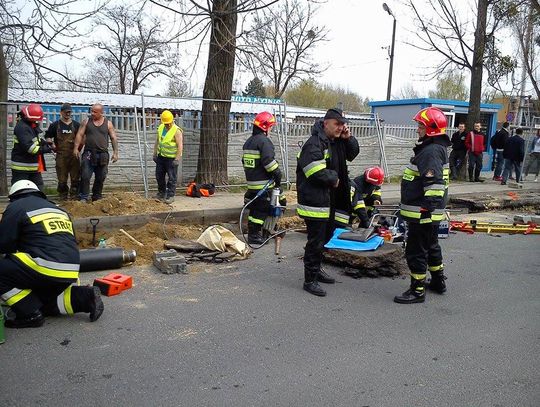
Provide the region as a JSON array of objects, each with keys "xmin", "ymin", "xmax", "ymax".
[
  {"xmin": 450, "ymin": 220, "xmax": 539, "ymax": 235},
  {"xmin": 79, "ymin": 248, "xmax": 137, "ymax": 272},
  {"xmin": 186, "ymin": 182, "xmax": 216, "ymax": 198}
]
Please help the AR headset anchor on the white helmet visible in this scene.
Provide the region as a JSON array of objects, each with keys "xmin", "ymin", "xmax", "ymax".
[{"xmin": 9, "ymin": 180, "xmax": 44, "ymax": 199}]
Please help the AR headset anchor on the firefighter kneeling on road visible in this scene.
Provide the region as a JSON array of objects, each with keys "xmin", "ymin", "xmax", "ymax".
[
  {"xmin": 0, "ymin": 180, "xmax": 104, "ymax": 328},
  {"xmin": 242, "ymin": 112, "xmax": 284, "ymax": 245},
  {"xmin": 350, "ymin": 166, "xmax": 384, "ymax": 228},
  {"xmin": 394, "ymin": 107, "xmax": 450, "ymax": 304}
]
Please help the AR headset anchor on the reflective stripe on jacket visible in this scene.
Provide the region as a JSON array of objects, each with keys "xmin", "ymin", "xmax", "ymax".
[
  {"xmin": 11, "ymin": 120, "xmax": 44, "ymax": 172},
  {"xmin": 157, "ymin": 123, "xmax": 180, "ymax": 158},
  {"xmin": 242, "ymin": 131, "xmax": 281, "ymax": 190}
]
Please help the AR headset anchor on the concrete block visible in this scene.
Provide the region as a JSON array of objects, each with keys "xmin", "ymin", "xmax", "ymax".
[
  {"xmin": 152, "ymin": 250, "xmax": 188, "ymax": 274},
  {"xmin": 513, "ymin": 215, "xmax": 540, "ymax": 224}
]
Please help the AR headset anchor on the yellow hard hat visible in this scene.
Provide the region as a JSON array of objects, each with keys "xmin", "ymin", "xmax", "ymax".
[{"xmin": 160, "ymin": 110, "xmax": 174, "ymax": 124}]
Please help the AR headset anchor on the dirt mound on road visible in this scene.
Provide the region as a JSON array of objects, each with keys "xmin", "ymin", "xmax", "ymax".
[{"xmin": 61, "ymin": 192, "xmax": 170, "ymax": 218}]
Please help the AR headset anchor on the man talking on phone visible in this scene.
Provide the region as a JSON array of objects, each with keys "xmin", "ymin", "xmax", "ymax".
[{"xmin": 296, "ymin": 108, "xmax": 359, "ymax": 297}]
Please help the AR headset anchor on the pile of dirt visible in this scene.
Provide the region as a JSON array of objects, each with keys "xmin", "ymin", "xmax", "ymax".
[
  {"xmin": 77, "ymin": 222, "xmax": 205, "ymax": 264},
  {"xmin": 61, "ymin": 192, "xmax": 170, "ymax": 218},
  {"xmin": 277, "ymin": 215, "xmax": 304, "ymax": 229}
]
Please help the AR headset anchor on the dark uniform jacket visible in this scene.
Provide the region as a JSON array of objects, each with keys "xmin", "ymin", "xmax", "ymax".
[
  {"xmin": 490, "ymin": 127, "xmax": 509, "ymax": 151},
  {"xmin": 503, "ymin": 135, "xmax": 525, "ymax": 162},
  {"xmin": 0, "ymin": 194, "xmax": 80, "ymax": 282},
  {"xmin": 350, "ymin": 174, "xmax": 382, "ymax": 228},
  {"xmin": 11, "ymin": 119, "xmax": 49, "ymax": 172},
  {"xmin": 450, "ymin": 131, "xmax": 467, "ymax": 151},
  {"xmin": 400, "ymin": 135, "xmax": 451, "ymax": 224},
  {"xmin": 296, "ymin": 120, "xmax": 359, "ymax": 221},
  {"xmin": 242, "ymin": 129, "xmax": 281, "ymax": 191}
]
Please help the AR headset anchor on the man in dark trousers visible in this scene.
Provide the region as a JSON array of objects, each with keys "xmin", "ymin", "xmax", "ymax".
[
  {"xmin": 394, "ymin": 107, "xmax": 451, "ymax": 304},
  {"xmin": 490, "ymin": 121, "xmax": 510, "ymax": 181},
  {"xmin": 0, "ymin": 180, "xmax": 104, "ymax": 328},
  {"xmin": 45, "ymin": 103, "xmax": 81, "ymax": 199},
  {"xmin": 449, "ymin": 122, "xmax": 467, "ymax": 180},
  {"xmin": 501, "ymin": 128, "xmax": 525, "ymax": 185},
  {"xmin": 296, "ymin": 108, "xmax": 359, "ymax": 297},
  {"xmin": 241, "ymin": 111, "xmax": 282, "ymax": 245},
  {"xmin": 73, "ymin": 103, "xmax": 119, "ymax": 202},
  {"xmin": 10, "ymin": 103, "xmax": 52, "ymax": 191},
  {"xmin": 465, "ymin": 122, "xmax": 486, "ymax": 182}
]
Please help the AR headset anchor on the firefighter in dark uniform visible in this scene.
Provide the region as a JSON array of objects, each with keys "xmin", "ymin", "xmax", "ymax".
[
  {"xmin": 0, "ymin": 180, "xmax": 104, "ymax": 328},
  {"xmin": 10, "ymin": 103, "xmax": 52, "ymax": 191},
  {"xmin": 394, "ymin": 107, "xmax": 451, "ymax": 304},
  {"xmin": 350, "ymin": 166, "xmax": 385, "ymax": 228},
  {"xmin": 297, "ymin": 108, "xmax": 359, "ymax": 297},
  {"xmin": 242, "ymin": 112, "xmax": 282, "ymax": 245}
]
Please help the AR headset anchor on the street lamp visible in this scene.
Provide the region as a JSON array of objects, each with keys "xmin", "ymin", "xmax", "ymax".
[{"xmin": 383, "ymin": 2, "xmax": 396, "ymax": 101}]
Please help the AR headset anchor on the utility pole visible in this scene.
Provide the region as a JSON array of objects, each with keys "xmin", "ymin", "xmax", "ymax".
[{"xmin": 383, "ymin": 3, "xmax": 396, "ymax": 101}]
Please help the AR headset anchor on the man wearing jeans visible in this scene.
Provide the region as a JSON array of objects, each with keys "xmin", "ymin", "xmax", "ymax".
[
  {"xmin": 153, "ymin": 110, "xmax": 183, "ymax": 204},
  {"xmin": 465, "ymin": 122, "xmax": 485, "ymax": 182},
  {"xmin": 489, "ymin": 121, "xmax": 509, "ymax": 181},
  {"xmin": 73, "ymin": 104, "xmax": 119, "ymax": 202}
]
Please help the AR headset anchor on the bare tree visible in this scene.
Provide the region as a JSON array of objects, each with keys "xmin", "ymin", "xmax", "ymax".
[
  {"xmin": 149, "ymin": 0, "xmax": 279, "ymax": 185},
  {"xmin": 428, "ymin": 70, "xmax": 470, "ymax": 100},
  {"xmin": 91, "ymin": 3, "xmax": 178, "ymax": 95},
  {"xmin": 407, "ymin": 0, "xmax": 520, "ymax": 130},
  {"xmin": 0, "ymin": 0, "xmax": 102, "ymax": 194},
  {"xmin": 238, "ymin": 0, "xmax": 327, "ymax": 98}
]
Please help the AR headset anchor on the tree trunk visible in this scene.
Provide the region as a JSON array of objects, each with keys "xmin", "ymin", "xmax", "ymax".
[
  {"xmin": 466, "ymin": 0, "xmax": 488, "ymax": 131},
  {"xmin": 0, "ymin": 43, "xmax": 9, "ymax": 195},
  {"xmin": 196, "ymin": 0, "xmax": 238, "ymax": 185}
]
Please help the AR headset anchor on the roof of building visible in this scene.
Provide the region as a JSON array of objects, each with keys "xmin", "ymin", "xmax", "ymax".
[
  {"xmin": 368, "ymin": 97, "xmax": 502, "ymax": 111},
  {"xmin": 7, "ymin": 88, "xmax": 372, "ymax": 120}
]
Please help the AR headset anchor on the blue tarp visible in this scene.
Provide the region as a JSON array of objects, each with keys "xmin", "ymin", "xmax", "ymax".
[{"xmin": 324, "ymin": 228, "xmax": 384, "ymax": 251}]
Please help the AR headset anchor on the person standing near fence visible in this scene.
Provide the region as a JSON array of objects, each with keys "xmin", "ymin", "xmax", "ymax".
[
  {"xmin": 45, "ymin": 103, "xmax": 81, "ymax": 200},
  {"xmin": 449, "ymin": 122, "xmax": 467, "ymax": 180},
  {"xmin": 465, "ymin": 122, "xmax": 485, "ymax": 182},
  {"xmin": 501, "ymin": 128, "xmax": 525, "ymax": 185},
  {"xmin": 153, "ymin": 110, "xmax": 183, "ymax": 204},
  {"xmin": 490, "ymin": 121, "xmax": 510, "ymax": 181},
  {"xmin": 524, "ymin": 130, "xmax": 540, "ymax": 182},
  {"xmin": 73, "ymin": 103, "xmax": 119, "ymax": 203},
  {"xmin": 296, "ymin": 108, "xmax": 359, "ymax": 297},
  {"xmin": 10, "ymin": 103, "xmax": 52, "ymax": 191}
]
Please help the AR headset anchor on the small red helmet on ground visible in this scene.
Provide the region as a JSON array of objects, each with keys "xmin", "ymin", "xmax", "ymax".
[
  {"xmin": 413, "ymin": 107, "xmax": 447, "ymax": 136},
  {"xmin": 253, "ymin": 111, "xmax": 276, "ymax": 133},
  {"xmin": 21, "ymin": 103, "xmax": 44, "ymax": 122},
  {"xmin": 364, "ymin": 166, "xmax": 385, "ymax": 186}
]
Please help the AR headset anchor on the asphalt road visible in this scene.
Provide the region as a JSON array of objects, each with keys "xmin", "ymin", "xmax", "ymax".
[{"xmin": 1, "ymin": 229, "xmax": 539, "ymax": 406}]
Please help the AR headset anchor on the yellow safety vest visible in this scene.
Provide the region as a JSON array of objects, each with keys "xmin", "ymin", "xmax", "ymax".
[{"xmin": 157, "ymin": 123, "xmax": 180, "ymax": 158}]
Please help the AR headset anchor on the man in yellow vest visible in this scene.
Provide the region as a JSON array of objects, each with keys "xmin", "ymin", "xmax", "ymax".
[{"xmin": 153, "ymin": 110, "xmax": 183, "ymax": 204}]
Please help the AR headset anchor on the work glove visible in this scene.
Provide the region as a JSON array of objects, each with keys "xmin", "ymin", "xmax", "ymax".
[
  {"xmin": 152, "ymin": 155, "xmax": 158, "ymax": 164},
  {"xmin": 39, "ymin": 139, "xmax": 52, "ymax": 153},
  {"xmin": 173, "ymin": 159, "xmax": 180, "ymax": 166}
]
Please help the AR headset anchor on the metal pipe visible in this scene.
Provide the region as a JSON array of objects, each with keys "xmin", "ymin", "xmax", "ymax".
[{"xmin": 79, "ymin": 248, "xmax": 137, "ymax": 272}]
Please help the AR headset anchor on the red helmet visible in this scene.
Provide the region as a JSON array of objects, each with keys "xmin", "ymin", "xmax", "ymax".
[
  {"xmin": 413, "ymin": 107, "xmax": 447, "ymax": 136},
  {"xmin": 364, "ymin": 166, "xmax": 385, "ymax": 186},
  {"xmin": 21, "ymin": 104, "xmax": 44, "ymax": 122},
  {"xmin": 253, "ymin": 111, "xmax": 276, "ymax": 132}
]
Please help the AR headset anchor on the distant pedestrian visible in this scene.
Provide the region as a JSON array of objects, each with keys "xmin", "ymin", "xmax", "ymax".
[
  {"xmin": 45, "ymin": 103, "xmax": 81, "ymax": 199},
  {"xmin": 465, "ymin": 122, "xmax": 485, "ymax": 182},
  {"xmin": 296, "ymin": 108, "xmax": 359, "ymax": 297},
  {"xmin": 490, "ymin": 121, "xmax": 510, "ymax": 181},
  {"xmin": 10, "ymin": 103, "xmax": 53, "ymax": 191},
  {"xmin": 153, "ymin": 110, "xmax": 183, "ymax": 204},
  {"xmin": 501, "ymin": 128, "xmax": 525, "ymax": 185},
  {"xmin": 73, "ymin": 104, "xmax": 119, "ymax": 202},
  {"xmin": 524, "ymin": 130, "xmax": 540, "ymax": 182},
  {"xmin": 449, "ymin": 123, "xmax": 467, "ymax": 180}
]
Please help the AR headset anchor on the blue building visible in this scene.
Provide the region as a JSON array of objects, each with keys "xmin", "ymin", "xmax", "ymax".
[{"xmin": 369, "ymin": 98, "xmax": 502, "ymax": 171}]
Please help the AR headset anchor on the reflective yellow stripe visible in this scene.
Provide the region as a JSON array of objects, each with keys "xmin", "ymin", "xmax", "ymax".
[
  {"xmin": 420, "ymin": 218, "xmax": 432, "ymax": 224},
  {"xmin": 334, "ymin": 211, "xmax": 350, "ymax": 224},
  {"xmin": 29, "ymin": 212, "xmax": 70, "ymax": 224},
  {"xmin": 354, "ymin": 201, "xmax": 366, "ymax": 210},
  {"xmin": 428, "ymin": 264, "xmax": 444, "ymax": 272},
  {"xmin": 372, "ymin": 191, "xmax": 381, "ymax": 197},
  {"xmin": 431, "ymin": 213, "xmax": 444, "ymax": 221},
  {"xmin": 243, "ymin": 153, "xmax": 261, "ymax": 159},
  {"xmin": 11, "ymin": 163, "xmax": 39, "ymax": 171},
  {"xmin": 265, "ymin": 160, "xmax": 279, "ymax": 172},
  {"xmin": 297, "ymin": 205, "xmax": 330, "ymax": 219},
  {"xmin": 303, "ymin": 160, "xmax": 327, "ymax": 178},
  {"xmin": 248, "ymin": 216, "xmax": 264, "ymax": 225},
  {"xmin": 64, "ymin": 286, "xmax": 74, "ymax": 315},
  {"xmin": 2, "ymin": 288, "xmax": 32, "ymax": 306},
  {"xmin": 425, "ymin": 189, "xmax": 445, "ymax": 197},
  {"xmin": 323, "ymin": 149, "xmax": 330, "ymax": 159},
  {"xmin": 411, "ymin": 273, "xmax": 426, "ymax": 280},
  {"xmin": 13, "ymin": 253, "xmax": 79, "ymax": 279},
  {"xmin": 400, "ymin": 209, "xmax": 421, "ymax": 219},
  {"xmin": 247, "ymin": 180, "xmax": 274, "ymax": 190}
]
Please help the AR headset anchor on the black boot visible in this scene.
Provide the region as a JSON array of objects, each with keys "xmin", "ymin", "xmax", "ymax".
[
  {"xmin": 248, "ymin": 223, "xmax": 265, "ymax": 245},
  {"xmin": 89, "ymin": 286, "xmax": 104, "ymax": 322},
  {"xmin": 316, "ymin": 268, "xmax": 335, "ymax": 284},
  {"xmin": 303, "ymin": 270, "xmax": 326, "ymax": 296},
  {"xmin": 5, "ymin": 310, "xmax": 45, "ymax": 328},
  {"xmin": 427, "ymin": 271, "xmax": 447, "ymax": 294},
  {"xmin": 394, "ymin": 278, "xmax": 425, "ymax": 304}
]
